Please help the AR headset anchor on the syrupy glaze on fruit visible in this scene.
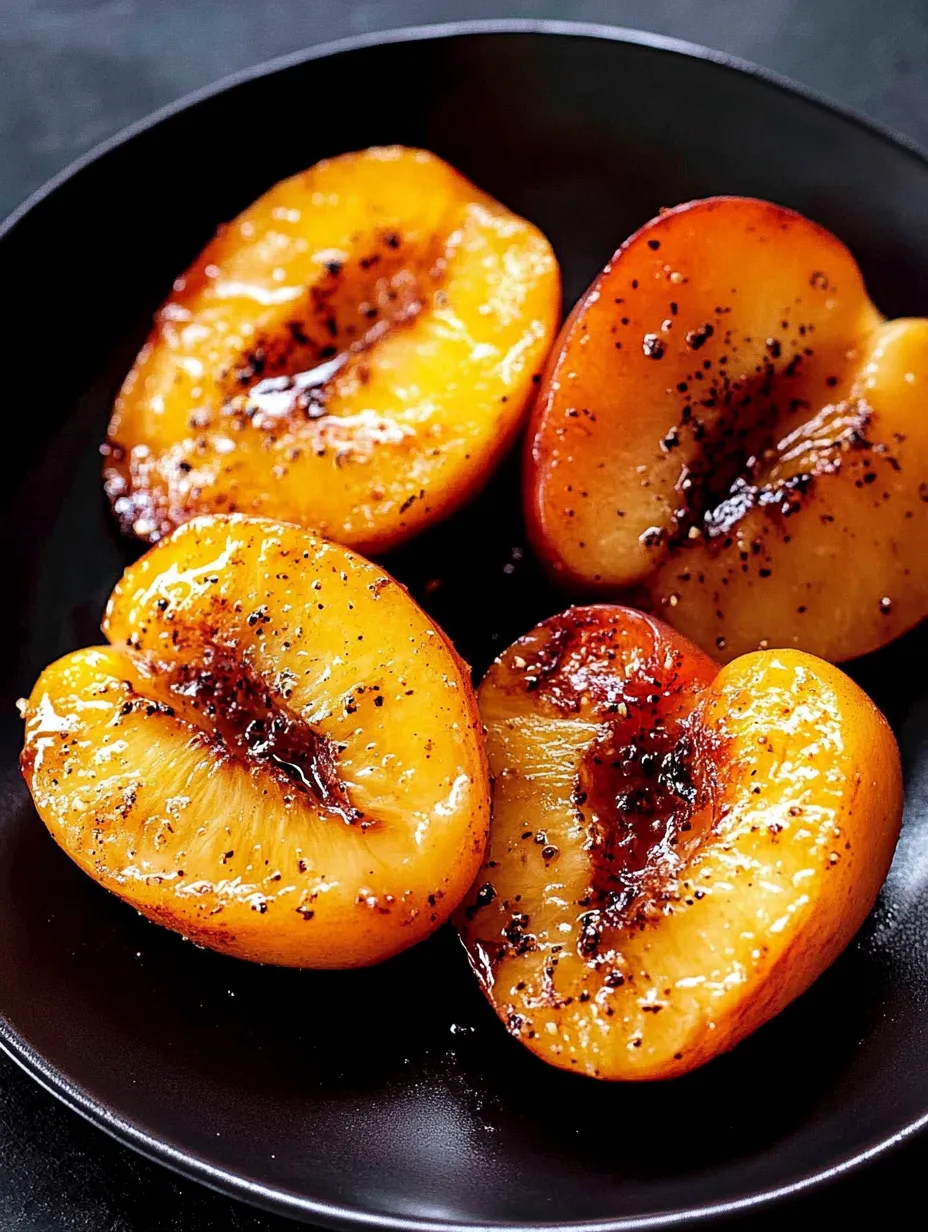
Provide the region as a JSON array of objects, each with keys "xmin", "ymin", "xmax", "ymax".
[
  {"xmin": 638, "ymin": 305, "xmax": 884, "ymax": 555},
  {"xmin": 103, "ymin": 227, "xmax": 448, "ymax": 537},
  {"xmin": 212, "ymin": 231, "xmax": 444, "ymax": 433},
  {"xmin": 700, "ymin": 397, "xmax": 876, "ymax": 538},
  {"xmin": 600, "ymin": 236, "xmax": 904, "ymax": 575},
  {"xmin": 153, "ymin": 654, "xmax": 361, "ymax": 825},
  {"xmin": 507, "ymin": 608, "xmax": 691, "ymax": 716},
  {"xmin": 528, "ymin": 196, "xmax": 928, "ymax": 662},
  {"xmin": 105, "ymin": 148, "xmax": 560, "ymax": 555},
  {"xmin": 503, "ymin": 606, "xmax": 710, "ymax": 719},
  {"xmin": 462, "ymin": 602, "xmax": 905, "ymax": 1079},
  {"xmin": 483, "ymin": 607, "xmax": 725, "ymax": 959},
  {"xmin": 576, "ymin": 720, "xmax": 708, "ymax": 953}
]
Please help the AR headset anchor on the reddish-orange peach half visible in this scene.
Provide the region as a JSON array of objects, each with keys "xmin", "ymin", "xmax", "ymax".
[
  {"xmin": 526, "ymin": 197, "xmax": 928, "ymax": 662},
  {"xmin": 105, "ymin": 146, "xmax": 560, "ymax": 552},
  {"xmin": 458, "ymin": 604, "xmax": 902, "ymax": 1079}
]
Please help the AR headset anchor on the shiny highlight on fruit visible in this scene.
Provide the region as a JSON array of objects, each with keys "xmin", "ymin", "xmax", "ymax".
[
  {"xmin": 527, "ymin": 197, "xmax": 928, "ymax": 662},
  {"xmin": 459, "ymin": 604, "xmax": 902, "ymax": 1079},
  {"xmin": 21, "ymin": 515, "xmax": 490, "ymax": 968},
  {"xmin": 106, "ymin": 146, "xmax": 560, "ymax": 553}
]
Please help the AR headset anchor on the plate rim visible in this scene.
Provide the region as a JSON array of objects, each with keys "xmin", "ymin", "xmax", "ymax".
[
  {"xmin": 4, "ymin": 15, "xmax": 928, "ymax": 242},
  {"xmin": 2, "ymin": 17, "xmax": 927, "ymax": 1230}
]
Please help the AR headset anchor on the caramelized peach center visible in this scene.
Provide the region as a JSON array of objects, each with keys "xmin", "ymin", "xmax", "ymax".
[
  {"xmin": 651, "ymin": 332, "xmax": 877, "ymax": 550},
  {"xmin": 576, "ymin": 703, "xmax": 718, "ymax": 954},
  {"xmin": 488, "ymin": 610, "xmax": 727, "ymax": 956},
  {"xmin": 125, "ymin": 649, "xmax": 359, "ymax": 825},
  {"xmin": 215, "ymin": 232, "xmax": 445, "ymax": 434}
]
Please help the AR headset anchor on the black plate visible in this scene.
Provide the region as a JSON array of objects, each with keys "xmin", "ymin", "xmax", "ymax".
[{"xmin": 2, "ymin": 19, "xmax": 928, "ymax": 1230}]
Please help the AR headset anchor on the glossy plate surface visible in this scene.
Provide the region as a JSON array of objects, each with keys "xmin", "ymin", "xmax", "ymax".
[{"xmin": 1, "ymin": 20, "xmax": 927, "ymax": 1230}]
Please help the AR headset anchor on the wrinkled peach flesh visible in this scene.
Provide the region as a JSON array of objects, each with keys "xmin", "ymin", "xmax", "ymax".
[
  {"xmin": 459, "ymin": 605, "xmax": 903, "ymax": 1079},
  {"xmin": 526, "ymin": 197, "xmax": 928, "ymax": 662}
]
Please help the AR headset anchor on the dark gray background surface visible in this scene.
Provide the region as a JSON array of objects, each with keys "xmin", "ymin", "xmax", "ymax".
[{"xmin": 1, "ymin": 1, "xmax": 926, "ymax": 1228}]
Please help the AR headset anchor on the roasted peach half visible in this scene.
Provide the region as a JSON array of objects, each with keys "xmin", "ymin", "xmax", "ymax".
[
  {"xmin": 526, "ymin": 197, "xmax": 928, "ymax": 662},
  {"xmin": 20, "ymin": 515, "xmax": 489, "ymax": 968},
  {"xmin": 105, "ymin": 146, "xmax": 560, "ymax": 552},
  {"xmin": 458, "ymin": 605, "xmax": 902, "ymax": 1080}
]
